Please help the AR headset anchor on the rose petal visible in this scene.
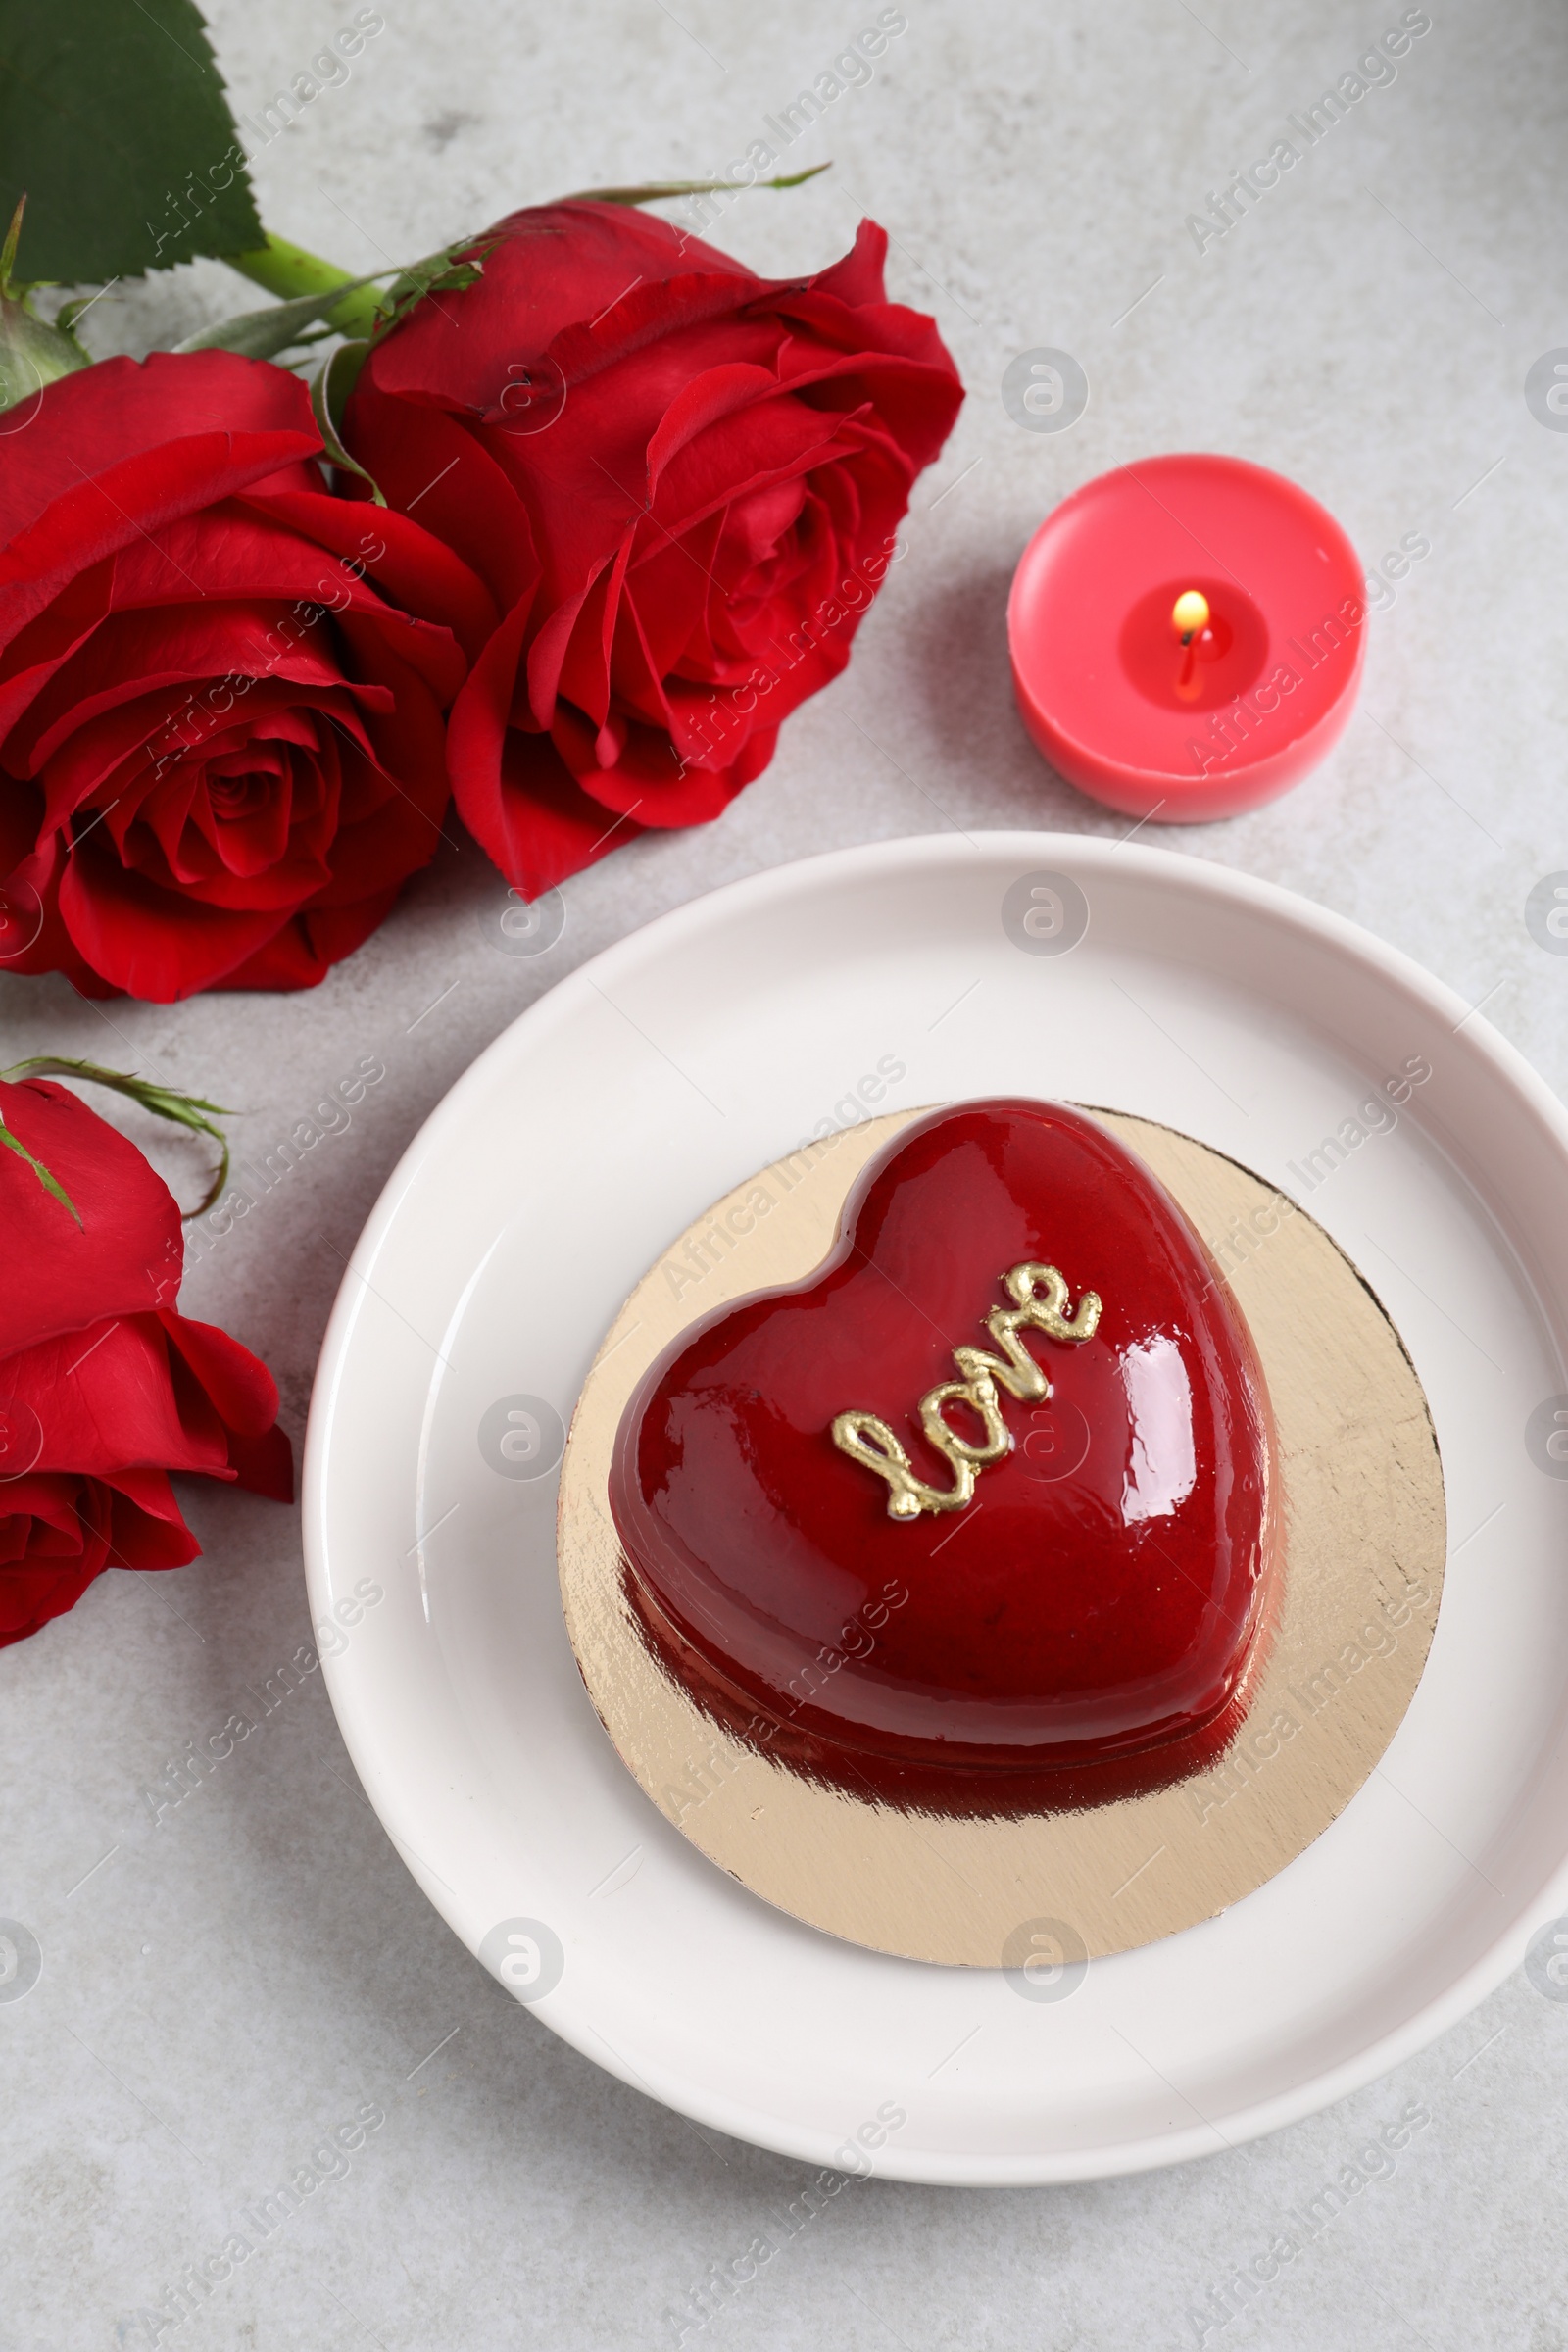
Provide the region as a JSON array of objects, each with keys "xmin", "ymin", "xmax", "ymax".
[{"xmin": 0, "ymin": 1080, "xmax": 183, "ymax": 1355}]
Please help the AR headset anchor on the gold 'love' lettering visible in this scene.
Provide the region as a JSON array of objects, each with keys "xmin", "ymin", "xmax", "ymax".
[{"xmin": 830, "ymin": 1261, "xmax": 1102, "ymax": 1521}]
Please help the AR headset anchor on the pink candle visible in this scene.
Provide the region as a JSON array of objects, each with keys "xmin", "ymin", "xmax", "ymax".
[{"xmin": 1008, "ymin": 454, "xmax": 1366, "ymax": 822}]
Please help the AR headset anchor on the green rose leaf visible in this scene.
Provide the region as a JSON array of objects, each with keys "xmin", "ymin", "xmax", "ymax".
[{"xmin": 0, "ymin": 0, "xmax": 262, "ymax": 284}]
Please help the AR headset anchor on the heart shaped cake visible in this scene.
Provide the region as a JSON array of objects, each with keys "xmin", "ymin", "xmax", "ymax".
[{"xmin": 610, "ymin": 1100, "xmax": 1280, "ymax": 1814}]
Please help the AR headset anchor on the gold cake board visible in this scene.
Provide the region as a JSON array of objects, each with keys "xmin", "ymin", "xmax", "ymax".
[{"xmin": 557, "ymin": 1109, "xmax": 1446, "ymax": 1967}]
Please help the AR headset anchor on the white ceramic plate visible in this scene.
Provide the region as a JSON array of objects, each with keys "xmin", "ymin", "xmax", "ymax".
[{"xmin": 304, "ymin": 833, "xmax": 1568, "ymax": 2184}]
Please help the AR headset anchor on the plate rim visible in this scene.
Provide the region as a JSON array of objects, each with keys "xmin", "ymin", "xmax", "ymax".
[{"xmin": 304, "ymin": 830, "xmax": 1568, "ymax": 2183}]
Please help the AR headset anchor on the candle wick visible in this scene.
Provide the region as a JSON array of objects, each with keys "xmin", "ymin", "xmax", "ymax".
[{"xmin": 1171, "ymin": 591, "xmax": 1210, "ymax": 702}]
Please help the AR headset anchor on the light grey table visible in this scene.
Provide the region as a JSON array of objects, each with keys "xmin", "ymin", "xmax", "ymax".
[{"xmin": 4, "ymin": 2, "xmax": 1566, "ymax": 2344}]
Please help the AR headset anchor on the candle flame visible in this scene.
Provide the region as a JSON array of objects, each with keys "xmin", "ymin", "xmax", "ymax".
[{"xmin": 1172, "ymin": 590, "xmax": 1210, "ymax": 643}]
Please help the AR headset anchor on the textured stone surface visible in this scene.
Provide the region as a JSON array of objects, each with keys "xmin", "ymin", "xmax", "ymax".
[{"xmin": 3, "ymin": 0, "xmax": 1566, "ymax": 2344}]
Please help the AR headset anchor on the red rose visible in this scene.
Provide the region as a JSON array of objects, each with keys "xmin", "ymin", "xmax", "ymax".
[
  {"xmin": 0, "ymin": 1077, "xmax": 292, "ymax": 1647},
  {"xmin": 345, "ymin": 204, "xmax": 963, "ymax": 896},
  {"xmin": 0, "ymin": 350, "xmax": 493, "ymax": 1000}
]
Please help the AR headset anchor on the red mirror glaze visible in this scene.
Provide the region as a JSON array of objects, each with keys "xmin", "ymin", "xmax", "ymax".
[{"xmin": 611, "ymin": 1102, "xmax": 1279, "ymax": 1814}]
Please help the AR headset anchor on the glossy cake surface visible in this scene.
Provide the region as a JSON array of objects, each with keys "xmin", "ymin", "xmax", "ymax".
[{"xmin": 609, "ymin": 1100, "xmax": 1279, "ymax": 1808}]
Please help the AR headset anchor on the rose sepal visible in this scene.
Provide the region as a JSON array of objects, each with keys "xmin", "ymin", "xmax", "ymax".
[
  {"xmin": 0, "ymin": 1057, "xmax": 232, "ymax": 1218},
  {"xmin": 0, "ymin": 197, "xmax": 90, "ymax": 418}
]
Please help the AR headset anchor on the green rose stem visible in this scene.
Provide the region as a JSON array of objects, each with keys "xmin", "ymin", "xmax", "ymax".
[
  {"xmin": 0, "ymin": 1057, "xmax": 234, "ymax": 1224},
  {"xmin": 225, "ymin": 232, "xmax": 381, "ymax": 339}
]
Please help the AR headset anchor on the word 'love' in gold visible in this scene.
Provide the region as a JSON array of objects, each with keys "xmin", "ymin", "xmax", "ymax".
[{"xmin": 831, "ymin": 1261, "xmax": 1102, "ymax": 1521}]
